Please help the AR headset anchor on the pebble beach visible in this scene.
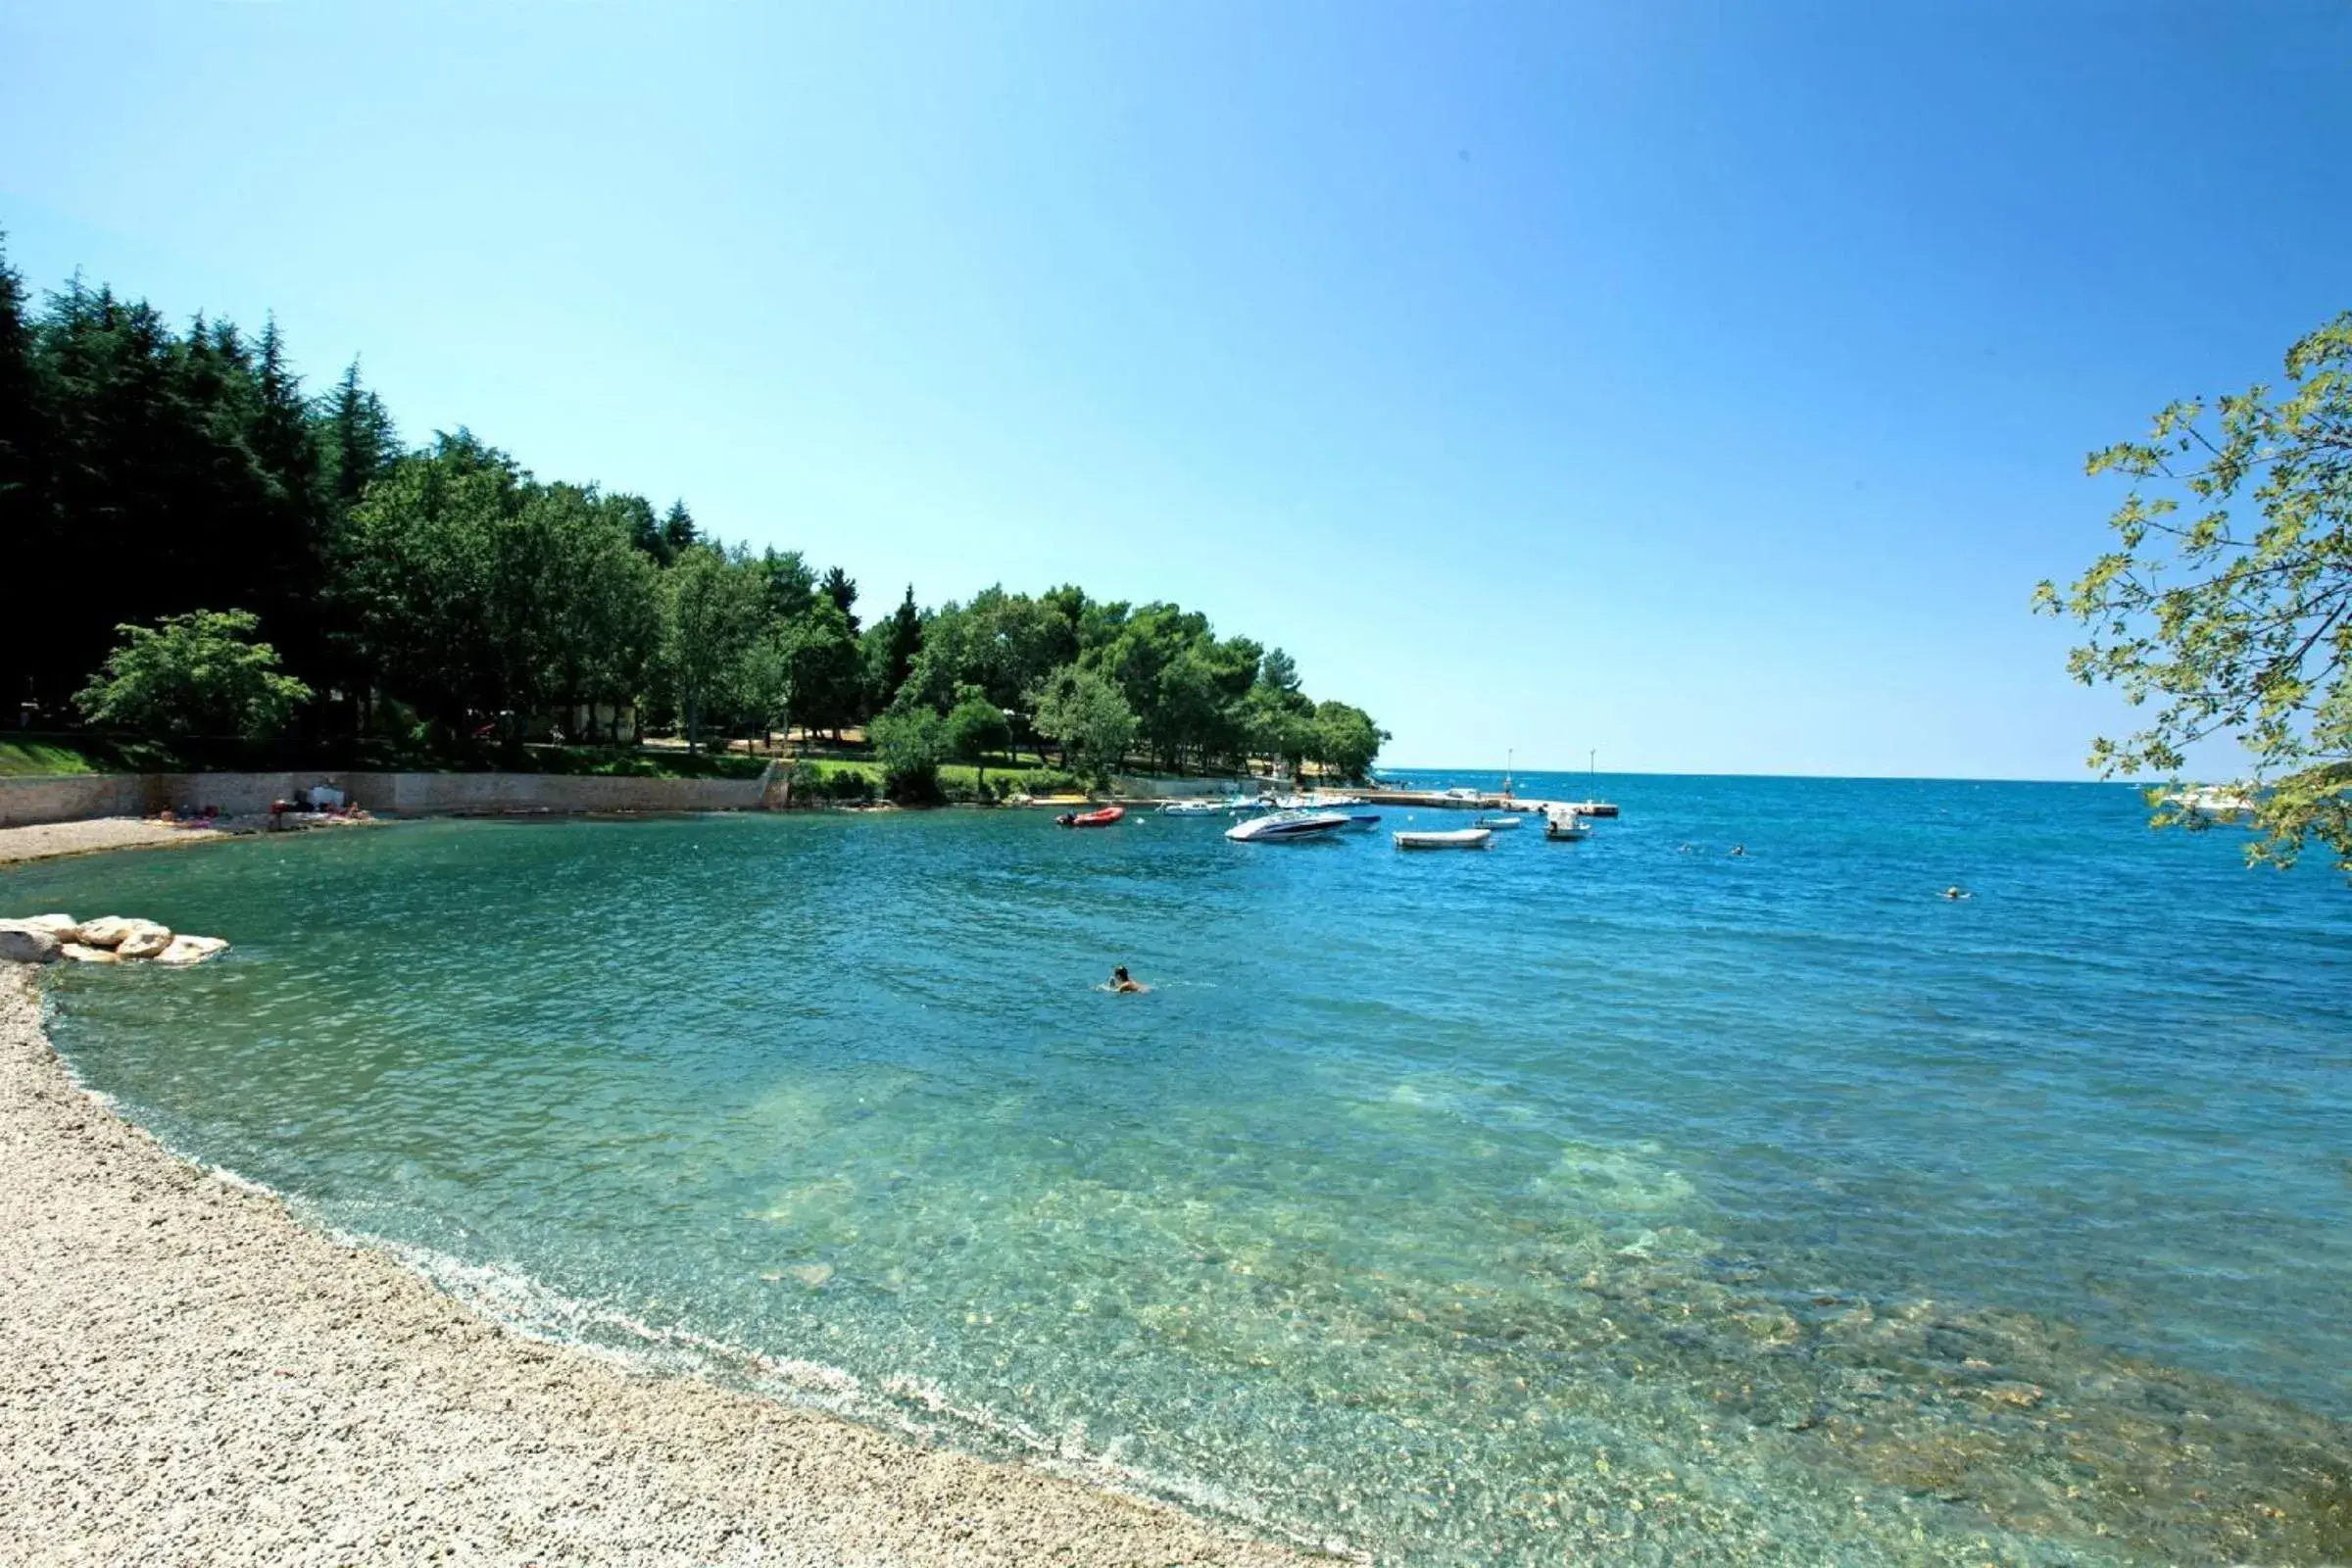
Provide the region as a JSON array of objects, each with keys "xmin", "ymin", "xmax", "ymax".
[
  {"xmin": 0, "ymin": 962, "xmax": 1314, "ymax": 1567},
  {"xmin": 0, "ymin": 817, "xmax": 229, "ymax": 866}
]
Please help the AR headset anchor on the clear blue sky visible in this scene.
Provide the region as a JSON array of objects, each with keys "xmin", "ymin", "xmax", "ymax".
[{"xmin": 5, "ymin": 1, "xmax": 2347, "ymax": 777}]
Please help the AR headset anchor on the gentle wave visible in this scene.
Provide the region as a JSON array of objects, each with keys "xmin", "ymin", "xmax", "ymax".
[{"xmin": 356, "ymin": 1230, "xmax": 1357, "ymax": 1559}]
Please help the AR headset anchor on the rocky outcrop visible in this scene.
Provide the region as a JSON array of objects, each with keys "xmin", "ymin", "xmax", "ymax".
[
  {"xmin": 0, "ymin": 922, "xmax": 63, "ymax": 964},
  {"xmin": 3, "ymin": 913, "xmax": 226, "ymax": 967},
  {"xmin": 115, "ymin": 928, "xmax": 174, "ymax": 960},
  {"xmin": 75, "ymin": 916, "xmax": 170, "ymax": 951}
]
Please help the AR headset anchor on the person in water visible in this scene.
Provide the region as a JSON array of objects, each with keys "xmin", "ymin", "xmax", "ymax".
[
  {"xmin": 1943, "ymin": 885, "xmax": 1972, "ymax": 901},
  {"xmin": 1730, "ymin": 844, "xmax": 1746, "ymax": 857},
  {"xmin": 1109, "ymin": 964, "xmax": 1150, "ymax": 994}
]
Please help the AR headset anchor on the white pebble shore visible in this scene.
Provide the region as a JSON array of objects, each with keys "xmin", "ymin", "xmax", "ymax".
[{"xmin": 0, "ymin": 964, "xmax": 1319, "ymax": 1567}]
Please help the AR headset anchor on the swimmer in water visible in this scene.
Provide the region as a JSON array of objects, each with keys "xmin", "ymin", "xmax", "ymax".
[
  {"xmin": 1943, "ymin": 885, "xmax": 1971, "ymax": 901},
  {"xmin": 1108, "ymin": 964, "xmax": 1150, "ymax": 994},
  {"xmin": 1730, "ymin": 844, "xmax": 1746, "ymax": 858}
]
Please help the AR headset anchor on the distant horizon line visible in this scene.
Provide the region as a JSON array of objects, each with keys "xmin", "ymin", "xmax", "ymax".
[{"xmin": 1379, "ymin": 763, "xmax": 2155, "ymax": 788}]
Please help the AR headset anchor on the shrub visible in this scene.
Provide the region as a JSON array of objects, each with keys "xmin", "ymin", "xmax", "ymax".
[
  {"xmin": 944, "ymin": 684, "xmax": 1012, "ymax": 784},
  {"xmin": 74, "ymin": 609, "xmax": 313, "ymax": 741},
  {"xmin": 824, "ymin": 767, "xmax": 876, "ymax": 804},
  {"xmin": 868, "ymin": 707, "xmax": 944, "ymax": 803}
]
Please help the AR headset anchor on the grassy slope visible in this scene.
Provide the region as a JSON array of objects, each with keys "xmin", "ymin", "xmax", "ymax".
[
  {"xmin": 798, "ymin": 759, "xmax": 1084, "ymax": 793},
  {"xmin": 0, "ymin": 736, "xmax": 767, "ymax": 781},
  {"xmin": 0, "ymin": 738, "xmax": 152, "ymax": 776},
  {"xmin": 2, "ymin": 737, "xmax": 1240, "ymax": 791}
]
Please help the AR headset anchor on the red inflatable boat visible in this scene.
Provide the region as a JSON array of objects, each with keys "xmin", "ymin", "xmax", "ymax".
[{"xmin": 1054, "ymin": 806, "xmax": 1126, "ymax": 828}]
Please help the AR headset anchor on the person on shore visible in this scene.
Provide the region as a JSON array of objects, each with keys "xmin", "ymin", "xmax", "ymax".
[{"xmin": 1108, "ymin": 964, "xmax": 1150, "ymax": 995}]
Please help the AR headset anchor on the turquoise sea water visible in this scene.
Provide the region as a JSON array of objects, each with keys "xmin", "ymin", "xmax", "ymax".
[{"xmin": 8, "ymin": 772, "xmax": 2351, "ymax": 1564}]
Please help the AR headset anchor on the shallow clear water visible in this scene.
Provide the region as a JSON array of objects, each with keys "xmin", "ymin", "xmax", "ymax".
[{"xmin": 9, "ymin": 773, "xmax": 2351, "ymax": 1564}]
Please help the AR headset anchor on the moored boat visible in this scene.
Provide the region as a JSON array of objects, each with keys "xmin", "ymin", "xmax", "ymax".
[
  {"xmin": 1394, "ymin": 827, "xmax": 1493, "ymax": 851},
  {"xmin": 1055, "ymin": 806, "xmax": 1126, "ymax": 828},
  {"xmin": 1544, "ymin": 806, "xmax": 1592, "ymax": 841},
  {"xmin": 1472, "ymin": 813, "xmax": 1523, "ymax": 831},
  {"xmin": 1226, "ymin": 809, "xmax": 1351, "ymax": 843},
  {"xmin": 2164, "ymin": 784, "xmax": 2257, "ymax": 818},
  {"xmin": 1158, "ymin": 799, "xmax": 1223, "ymax": 815}
]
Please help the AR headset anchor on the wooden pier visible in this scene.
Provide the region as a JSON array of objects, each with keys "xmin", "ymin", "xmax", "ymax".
[{"xmin": 1362, "ymin": 790, "xmax": 1619, "ymax": 816}]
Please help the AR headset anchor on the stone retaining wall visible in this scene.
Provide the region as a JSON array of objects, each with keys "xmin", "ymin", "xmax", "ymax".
[
  {"xmin": 357, "ymin": 771, "xmax": 769, "ymax": 815},
  {"xmin": 1, "ymin": 769, "xmax": 773, "ymax": 828},
  {"xmin": 144, "ymin": 773, "xmax": 341, "ymax": 817},
  {"xmin": 0, "ymin": 775, "xmax": 145, "ymax": 828}
]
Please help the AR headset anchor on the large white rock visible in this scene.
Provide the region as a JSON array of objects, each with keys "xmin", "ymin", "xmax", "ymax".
[
  {"xmin": 58, "ymin": 943, "xmax": 122, "ymax": 964},
  {"xmin": 0, "ymin": 922, "xmax": 63, "ymax": 964},
  {"xmin": 153, "ymin": 935, "xmax": 230, "ymax": 966},
  {"xmin": 76, "ymin": 916, "xmax": 168, "ymax": 951},
  {"xmin": 19, "ymin": 913, "xmax": 82, "ymax": 943},
  {"xmin": 116, "ymin": 927, "xmax": 176, "ymax": 960}
]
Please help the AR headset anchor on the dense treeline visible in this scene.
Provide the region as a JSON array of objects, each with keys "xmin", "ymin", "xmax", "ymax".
[{"xmin": 0, "ymin": 241, "xmax": 1385, "ymax": 795}]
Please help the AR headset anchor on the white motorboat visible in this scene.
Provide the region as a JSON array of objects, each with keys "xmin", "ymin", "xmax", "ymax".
[
  {"xmin": 1544, "ymin": 805, "xmax": 1591, "ymax": 841},
  {"xmin": 1342, "ymin": 812, "xmax": 1383, "ymax": 832},
  {"xmin": 1473, "ymin": 813, "xmax": 1524, "ymax": 831},
  {"xmin": 2164, "ymin": 784, "xmax": 2257, "ymax": 818},
  {"xmin": 1226, "ymin": 809, "xmax": 1351, "ymax": 843},
  {"xmin": 1439, "ymin": 787, "xmax": 1483, "ymax": 803},
  {"xmin": 1158, "ymin": 799, "xmax": 1223, "ymax": 815},
  {"xmin": 1394, "ymin": 827, "xmax": 1493, "ymax": 851}
]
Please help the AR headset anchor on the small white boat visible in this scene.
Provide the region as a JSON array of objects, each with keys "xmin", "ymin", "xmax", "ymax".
[
  {"xmin": 1158, "ymin": 799, "xmax": 1223, "ymax": 815},
  {"xmin": 1227, "ymin": 809, "xmax": 1352, "ymax": 843},
  {"xmin": 2164, "ymin": 784, "xmax": 2257, "ymax": 818},
  {"xmin": 1439, "ymin": 787, "xmax": 1483, "ymax": 803},
  {"xmin": 1544, "ymin": 805, "xmax": 1591, "ymax": 841},
  {"xmin": 1473, "ymin": 813, "xmax": 1523, "ymax": 831},
  {"xmin": 1394, "ymin": 827, "xmax": 1493, "ymax": 851}
]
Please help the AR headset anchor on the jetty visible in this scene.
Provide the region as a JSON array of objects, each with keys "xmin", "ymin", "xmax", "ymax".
[{"xmin": 1362, "ymin": 789, "xmax": 1619, "ymax": 816}]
